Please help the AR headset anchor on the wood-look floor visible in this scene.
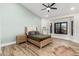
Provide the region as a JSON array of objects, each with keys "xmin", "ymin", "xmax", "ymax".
[{"xmin": 0, "ymin": 38, "xmax": 79, "ymax": 56}]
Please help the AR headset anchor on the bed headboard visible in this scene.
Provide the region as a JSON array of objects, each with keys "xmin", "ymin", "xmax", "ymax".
[{"xmin": 25, "ymin": 27, "xmax": 37, "ymax": 35}]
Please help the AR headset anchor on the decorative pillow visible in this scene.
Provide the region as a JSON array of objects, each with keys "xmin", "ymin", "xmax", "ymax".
[
  {"xmin": 28, "ymin": 31, "xmax": 40, "ymax": 35},
  {"xmin": 28, "ymin": 31, "xmax": 35, "ymax": 35},
  {"xmin": 35, "ymin": 31, "xmax": 40, "ymax": 34}
]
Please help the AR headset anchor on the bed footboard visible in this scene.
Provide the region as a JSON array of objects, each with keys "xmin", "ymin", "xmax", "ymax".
[{"xmin": 27, "ymin": 38, "xmax": 52, "ymax": 48}]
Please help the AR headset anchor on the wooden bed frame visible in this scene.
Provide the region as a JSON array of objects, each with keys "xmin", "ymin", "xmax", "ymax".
[
  {"xmin": 27, "ymin": 38, "xmax": 52, "ymax": 48},
  {"xmin": 25, "ymin": 27, "xmax": 52, "ymax": 48}
]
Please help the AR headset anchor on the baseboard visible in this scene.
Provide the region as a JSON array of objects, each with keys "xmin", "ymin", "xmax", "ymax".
[
  {"xmin": 71, "ymin": 40, "xmax": 79, "ymax": 44},
  {"xmin": 51, "ymin": 36, "xmax": 79, "ymax": 44},
  {"xmin": 1, "ymin": 41, "xmax": 16, "ymax": 47},
  {"xmin": 1, "ymin": 38, "xmax": 79, "ymax": 48}
]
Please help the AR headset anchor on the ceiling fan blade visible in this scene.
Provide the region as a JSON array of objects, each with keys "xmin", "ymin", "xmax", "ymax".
[
  {"xmin": 50, "ymin": 7, "xmax": 57, "ymax": 10},
  {"xmin": 42, "ymin": 4, "xmax": 48, "ymax": 8},
  {"xmin": 41, "ymin": 8, "xmax": 46, "ymax": 10},
  {"xmin": 48, "ymin": 3, "xmax": 50, "ymax": 7},
  {"xmin": 50, "ymin": 3, "xmax": 55, "ymax": 7}
]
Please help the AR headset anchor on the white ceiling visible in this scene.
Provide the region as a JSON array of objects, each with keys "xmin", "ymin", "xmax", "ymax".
[{"xmin": 22, "ymin": 3, "xmax": 79, "ymax": 19}]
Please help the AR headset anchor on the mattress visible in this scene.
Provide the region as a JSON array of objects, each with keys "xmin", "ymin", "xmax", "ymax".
[{"xmin": 28, "ymin": 34, "xmax": 51, "ymax": 42}]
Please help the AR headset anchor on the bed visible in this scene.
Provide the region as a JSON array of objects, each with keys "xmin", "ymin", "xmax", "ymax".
[{"xmin": 27, "ymin": 31, "xmax": 52, "ymax": 48}]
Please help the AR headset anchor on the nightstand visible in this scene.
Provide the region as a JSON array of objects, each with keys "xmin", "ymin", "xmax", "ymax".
[{"xmin": 16, "ymin": 34, "xmax": 27, "ymax": 44}]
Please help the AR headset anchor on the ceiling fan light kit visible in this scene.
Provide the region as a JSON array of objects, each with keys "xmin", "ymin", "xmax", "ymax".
[{"xmin": 47, "ymin": 8, "xmax": 50, "ymax": 10}]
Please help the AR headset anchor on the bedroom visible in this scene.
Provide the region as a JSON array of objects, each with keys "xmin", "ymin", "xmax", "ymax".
[{"xmin": 0, "ymin": 3, "xmax": 79, "ymax": 56}]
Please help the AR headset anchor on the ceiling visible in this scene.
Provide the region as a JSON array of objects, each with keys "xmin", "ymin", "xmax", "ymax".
[{"xmin": 22, "ymin": 3, "xmax": 79, "ymax": 19}]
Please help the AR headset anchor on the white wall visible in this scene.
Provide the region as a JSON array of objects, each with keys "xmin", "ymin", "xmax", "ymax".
[
  {"xmin": 51, "ymin": 17, "xmax": 74, "ymax": 40},
  {"xmin": 0, "ymin": 15, "xmax": 1, "ymax": 49},
  {"xmin": 0, "ymin": 3, "xmax": 41, "ymax": 44},
  {"xmin": 73, "ymin": 14, "xmax": 79, "ymax": 43},
  {"xmin": 41, "ymin": 13, "xmax": 79, "ymax": 43},
  {"xmin": 41, "ymin": 19, "xmax": 51, "ymax": 34}
]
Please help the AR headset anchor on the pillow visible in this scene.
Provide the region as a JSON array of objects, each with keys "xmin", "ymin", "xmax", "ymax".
[
  {"xmin": 35, "ymin": 31, "xmax": 40, "ymax": 34},
  {"xmin": 28, "ymin": 31, "xmax": 40, "ymax": 35},
  {"xmin": 28, "ymin": 31, "xmax": 36, "ymax": 35}
]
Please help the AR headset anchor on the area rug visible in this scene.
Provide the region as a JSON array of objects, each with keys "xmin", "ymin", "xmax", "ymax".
[{"xmin": 53, "ymin": 46, "xmax": 77, "ymax": 56}]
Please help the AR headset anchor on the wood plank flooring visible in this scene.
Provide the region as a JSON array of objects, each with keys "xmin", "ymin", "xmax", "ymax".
[{"xmin": 0, "ymin": 38, "xmax": 79, "ymax": 56}]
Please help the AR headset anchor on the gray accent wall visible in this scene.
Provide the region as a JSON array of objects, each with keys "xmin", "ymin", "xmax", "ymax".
[{"xmin": 0, "ymin": 3, "xmax": 41, "ymax": 44}]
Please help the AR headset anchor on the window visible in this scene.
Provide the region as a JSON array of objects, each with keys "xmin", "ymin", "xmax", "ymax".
[{"xmin": 54, "ymin": 22, "xmax": 68, "ymax": 34}]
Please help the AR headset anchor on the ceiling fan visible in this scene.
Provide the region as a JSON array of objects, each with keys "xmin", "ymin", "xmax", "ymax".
[{"xmin": 41, "ymin": 3, "xmax": 57, "ymax": 12}]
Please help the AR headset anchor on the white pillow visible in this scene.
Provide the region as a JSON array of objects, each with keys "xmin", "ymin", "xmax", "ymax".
[{"xmin": 27, "ymin": 26, "xmax": 36, "ymax": 35}]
